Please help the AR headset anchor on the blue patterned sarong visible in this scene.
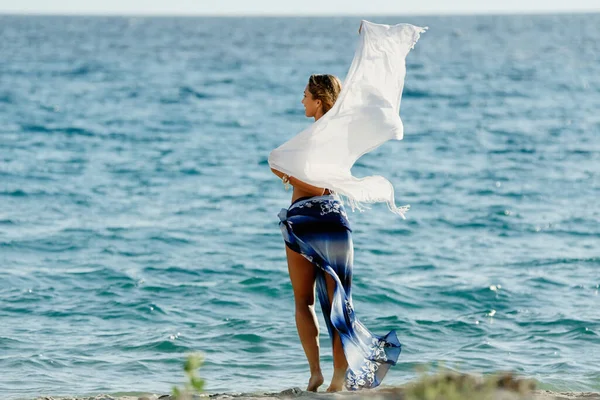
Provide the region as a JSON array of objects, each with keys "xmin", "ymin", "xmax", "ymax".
[{"xmin": 278, "ymin": 194, "xmax": 401, "ymax": 390}]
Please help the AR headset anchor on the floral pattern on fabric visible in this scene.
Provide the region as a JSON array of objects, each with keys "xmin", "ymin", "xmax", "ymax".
[
  {"xmin": 369, "ymin": 338, "xmax": 389, "ymax": 362},
  {"xmin": 291, "ymin": 198, "xmax": 348, "ymax": 218},
  {"xmin": 319, "ymin": 200, "xmax": 348, "ymax": 218},
  {"xmin": 344, "ymin": 337, "xmax": 395, "ymax": 390},
  {"xmin": 346, "ymin": 360, "xmax": 378, "ymax": 390}
]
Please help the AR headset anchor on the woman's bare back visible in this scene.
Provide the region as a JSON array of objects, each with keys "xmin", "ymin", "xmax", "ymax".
[{"xmin": 292, "ymin": 186, "xmax": 331, "ymax": 203}]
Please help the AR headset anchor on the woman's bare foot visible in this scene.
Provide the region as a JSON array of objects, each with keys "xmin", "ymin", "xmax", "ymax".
[
  {"xmin": 326, "ymin": 368, "xmax": 347, "ymax": 392},
  {"xmin": 307, "ymin": 372, "xmax": 324, "ymax": 392}
]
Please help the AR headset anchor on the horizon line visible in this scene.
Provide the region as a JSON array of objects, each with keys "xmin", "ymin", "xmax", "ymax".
[{"xmin": 1, "ymin": 9, "xmax": 599, "ymax": 18}]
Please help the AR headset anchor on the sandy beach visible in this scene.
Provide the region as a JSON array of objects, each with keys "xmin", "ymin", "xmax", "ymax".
[{"xmin": 33, "ymin": 388, "xmax": 600, "ymax": 400}]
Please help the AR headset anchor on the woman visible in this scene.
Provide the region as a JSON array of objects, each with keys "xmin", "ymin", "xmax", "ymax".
[
  {"xmin": 269, "ymin": 19, "xmax": 425, "ymax": 392},
  {"xmin": 270, "ymin": 74, "xmax": 401, "ymax": 392}
]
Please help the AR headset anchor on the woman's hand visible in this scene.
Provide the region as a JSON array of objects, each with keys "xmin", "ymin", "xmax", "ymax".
[{"xmin": 271, "ymin": 167, "xmax": 284, "ymax": 179}]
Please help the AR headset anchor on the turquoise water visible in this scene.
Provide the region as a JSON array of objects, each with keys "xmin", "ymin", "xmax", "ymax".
[{"xmin": 0, "ymin": 13, "xmax": 599, "ymax": 400}]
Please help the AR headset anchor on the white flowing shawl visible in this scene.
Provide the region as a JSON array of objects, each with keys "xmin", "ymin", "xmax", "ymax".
[{"xmin": 268, "ymin": 20, "xmax": 426, "ymax": 218}]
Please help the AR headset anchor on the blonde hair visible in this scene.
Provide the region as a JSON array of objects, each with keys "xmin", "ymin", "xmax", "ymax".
[{"xmin": 307, "ymin": 74, "xmax": 342, "ymax": 114}]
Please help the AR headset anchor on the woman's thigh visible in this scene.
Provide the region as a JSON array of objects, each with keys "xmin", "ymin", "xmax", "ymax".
[{"xmin": 285, "ymin": 245, "xmax": 317, "ymax": 306}]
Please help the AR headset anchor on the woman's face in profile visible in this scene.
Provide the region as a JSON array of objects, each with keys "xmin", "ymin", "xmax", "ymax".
[{"xmin": 301, "ymin": 85, "xmax": 321, "ymax": 118}]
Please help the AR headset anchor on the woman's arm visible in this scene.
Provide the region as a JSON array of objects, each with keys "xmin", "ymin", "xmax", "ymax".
[{"xmin": 270, "ymin": 168, "xmax": 327, "ymax": 196}]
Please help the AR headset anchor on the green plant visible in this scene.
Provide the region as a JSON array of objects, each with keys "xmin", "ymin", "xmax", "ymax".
[
  {"xmin": 402, "ymin": 368, "xmax": 535, "ymax": 400},
  {"xmin": 171, "ymin": 353, "xmax": 205, "ymax": 400}
]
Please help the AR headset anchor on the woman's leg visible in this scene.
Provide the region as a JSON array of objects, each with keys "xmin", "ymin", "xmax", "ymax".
[
  {"xmin": 307, "ymin": 229, "xmax": 353, "ymax": 392},
  {"xmin": 285, "ymin": 245, "xmax": 324, "ymax": 392},
  {"xmin": 325, "ymin": 273, "xmax": 349, "ymax": 392}
]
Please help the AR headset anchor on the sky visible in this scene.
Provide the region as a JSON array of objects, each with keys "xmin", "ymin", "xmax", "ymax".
[{"xmin": 0, "ymin": 0, "xmax": 598, "ymax": 16}]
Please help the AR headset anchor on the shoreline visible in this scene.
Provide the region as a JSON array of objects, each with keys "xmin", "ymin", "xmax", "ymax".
[{"xmin": 31, "ymin": 388, "xmax": 600, "ymax": 400}]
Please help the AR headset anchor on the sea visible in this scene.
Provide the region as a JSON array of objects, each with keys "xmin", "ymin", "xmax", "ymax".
[{"xmin": 0, "ymin": 13, "xmax": 598, "ymax": 400}]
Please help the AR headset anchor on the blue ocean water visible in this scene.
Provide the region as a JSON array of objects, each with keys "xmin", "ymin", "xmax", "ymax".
[{"xmin": 0, "ymin": 13, "xmax": 599, "ymax": 400}]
